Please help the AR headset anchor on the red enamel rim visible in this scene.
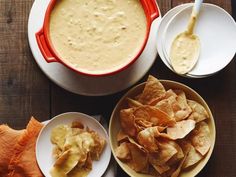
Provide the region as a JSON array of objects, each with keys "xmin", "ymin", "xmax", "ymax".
[{"xmin": 36, "ymin": 0, "xmax": 159, "ymax": 77}]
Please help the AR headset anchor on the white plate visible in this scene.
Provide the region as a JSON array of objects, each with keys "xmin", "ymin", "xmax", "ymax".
[
  {"xmin": 28, "ymin": 0, "xmax": 161, "ymax": 96},
  {"xmin": 163, "ymin": 3, "xmax": 236, "ymax": 76},
  {"xmin": 36, "ymin": 112, "xmax": 111, "ymax": 177},
  {"xmin": 156, "ymin": 3, "xmax": 203, "ymax": 78}
]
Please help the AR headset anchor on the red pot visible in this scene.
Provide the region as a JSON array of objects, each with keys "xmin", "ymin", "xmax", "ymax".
[{"xmin": 36, "ymin": 0, "xmax": 159, "ymax": 77}]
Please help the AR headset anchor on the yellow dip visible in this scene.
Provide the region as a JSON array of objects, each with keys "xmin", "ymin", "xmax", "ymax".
[
  {"xmin": 170, "ymin": 16, "xmax": 200, "ymax": 75},
  {"xmin": 49, "ymin": 0, "xmax": 147, "ymax": 74}
]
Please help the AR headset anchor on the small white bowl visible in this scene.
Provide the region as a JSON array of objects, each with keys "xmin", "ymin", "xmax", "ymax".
[
  {"xmin": 162, "ymin": 3, "xmax": 236, "ymax": 76},
  {"xmin": 36, "ymin": 112, "xmax": 111, "ymax": 177}
]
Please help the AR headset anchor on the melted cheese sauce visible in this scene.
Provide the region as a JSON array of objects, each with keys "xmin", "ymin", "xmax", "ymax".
[
  {"xmin": 49, "ymin": 0, "xmax": 147, "ymax": 74},
  {"xmin": 170, "ymin": 32, "xmax": 200, "ymax": 74},
  {"xmin": 170, "ymin": 15, "xmax": 200, "ymax": 75}
]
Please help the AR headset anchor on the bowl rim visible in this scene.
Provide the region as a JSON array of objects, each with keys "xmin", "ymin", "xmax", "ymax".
[
  {"xmin": 109, "ymin": 80, "xmax": 216, "ymax": 177},
  {"xmin": 35, "ymin": 0, "xmax": 159, "ymax": 77}
]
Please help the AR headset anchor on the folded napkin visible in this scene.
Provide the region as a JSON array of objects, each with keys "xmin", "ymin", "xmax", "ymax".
[
  {"xmin": 0, "ymin": 117, "xmax": 43, "ymax": 177},
  {"xmin": 0, "ymin": 125, "xmax": 24, "ymax": 176}
]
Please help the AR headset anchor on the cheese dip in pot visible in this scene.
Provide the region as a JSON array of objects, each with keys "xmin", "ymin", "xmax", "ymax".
[{"xmin": 49, "ymin": 0, "xmax": 147, "ymax": 75}]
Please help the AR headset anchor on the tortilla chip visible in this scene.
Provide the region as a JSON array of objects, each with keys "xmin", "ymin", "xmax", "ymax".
[
  {"xmin": 126, "ymin": 143, "xmax": 148, "ymax": 172},
  {"xmin": 149, "ymin": 89, "xmax": 177, "ymax": 106},
  {"xmin": 134, "ymin": 118, "xmax": 153, "ymax": 132},
  {"xmin": 134, "ymin": 94, "xmax": 142, "ymax": 100},
  {"xmin": 53, "ymin": 150, "xmax": 70, "ymax": 167},
  {"xmin": 137, "ymin": 127, "xmax": 159, "ymax": 152},
  {"xmin": 149, "ymin": 140, "xmax": 178, "ymax": 166},
  {"xmin": 174, "ymin": 96, "xmax": 192, "ymax": 121},
  {"xmin": 157, "ymin": 126, "xmax": 167, "ymax": 133},
  {"xmin": 152, "ymin": 164, "xmax": 170, "ymax": 174},
  {"xmin": 53, "ymin": 146, "xmax": 63, "ymax": 159},
  {"xmin": 53, "ymin": 148, "xmax": 85, "ymax": 175},
  {"xmin": 173, "ymin": 90, "xmax": 187, "ymax": 100},
  {"xmin": 127, "ymin": 136, "xmax": 146, "ymax": 152},
  {"xmin": 158, "ymin": 140, "xmax": 179, "ymax": 163},
  {"xmin": 165, "ymin": 89, "xmax": 178, "ymax": 98},
  {"xmin": 133, "ymin": 106, "xmax": 175, "ymax": 127},
  {"xmin": 90, "ymin": 131, "xmax": 106, "ymax": 160},
  {"xmin": 155, "ymin": 99, "xmax": 175, "ymax": 118},
  {"xmin": 188, "ymin": 100, "xmax": 209, "ymax": 123},
  {"xmin": 115, "ymin": 142, "xmax": 131, "ymax": 161},
  {"xmin": 170, "ymin": 151, "xmax": 187, "ymax": 177},
  {"xmin": 180, "ymin": 141, "xmax": 202, "ymax": 169},
  {"xmin": 167, "ymin": 120, "xmax": 196, "ymax": 140},
  {"xmin": 167, "ymin": 142, "xmax": 184, "ymax": 166},
  {"xmin": 120, "ymin": 108, "xmax": 136, "ymax": 137},
  {"xmin": 136, "ymin": 126, "xmax": 170, "ymax": 141},
  {"xmin": 190, "ymin": 122, "xmax": 211, "ymax": 156},
  {"xmin": 166, "ymin": 96, "xmax": 179, "ymax": 111},
  {"xmin": 152, "ymin": 91, "xmax": 191, "ymax": 122},
  {"xmin": 138, "ymin": 75, "xmax": 166, "ymax": 104},
  {"xmin": 51, "ymin": 125, "xmax": 70, "ymax": 150},
  {"xmin": 84, "ymin": 152, "xmax": 92, "ymax": 169},
  {"xmin": 117, "ymin": 130, "xmax": 129, "ymax": 143},
  {"xmin": 127, "ymin": 98, "xmax": 143, "ymax": 108},
  {"xmin": 150, "ymin": 164, "xmax": 178, "ymax": 177}
]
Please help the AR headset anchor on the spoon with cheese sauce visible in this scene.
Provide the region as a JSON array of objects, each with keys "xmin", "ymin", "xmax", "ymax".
[{"xmin": 169, "ymin": 0, "xmax": 203, "ymax": 75}]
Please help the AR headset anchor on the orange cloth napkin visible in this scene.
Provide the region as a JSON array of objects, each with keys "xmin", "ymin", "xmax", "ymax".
[
  {"xmin": 0, "ymin": 117, "xmax": 44, "ymax": 177},
  {"xmin": 0, "ymin": 125, "xmax": 24, "ymax": 176}
]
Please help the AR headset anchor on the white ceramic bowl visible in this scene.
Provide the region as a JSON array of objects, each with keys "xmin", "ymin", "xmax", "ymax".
[
  {"xmin": 162, "ymin": 3, "xmax": 236, "ymax": 77},
  {"xmin": 36, "ymin": 112, "xmax": 111, "ymax": 177}
]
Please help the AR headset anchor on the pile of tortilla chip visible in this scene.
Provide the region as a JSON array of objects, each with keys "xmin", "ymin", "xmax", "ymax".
[
  {"xmin": 0, "ymin": 117, "xmax": 44, "ymax": 177},
  {"xmin": 115, "ymin": 75, "xmax": 211, "ymax": 177},
  {"xmin": 50, "ymin": 121, "xmax": 106, "ymax": 177}
]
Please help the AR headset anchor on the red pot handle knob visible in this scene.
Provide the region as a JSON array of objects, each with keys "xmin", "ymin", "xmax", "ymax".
[
  {"xmin": 146, "ymin": 0, "xmax": 159, "ymax": 21},
  {"xmin": 35, "ymin": 28, "xmax": 58, "ymax": 63}
]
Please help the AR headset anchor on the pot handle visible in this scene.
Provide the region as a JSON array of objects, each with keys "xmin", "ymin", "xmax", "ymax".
[
  {"xmin": 35, "ymin": 28, "xmax": 58, "ymax": 63},
  {"xmin": 146, "ymin": 0, "xmax": 159, "ymax": 21}
]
